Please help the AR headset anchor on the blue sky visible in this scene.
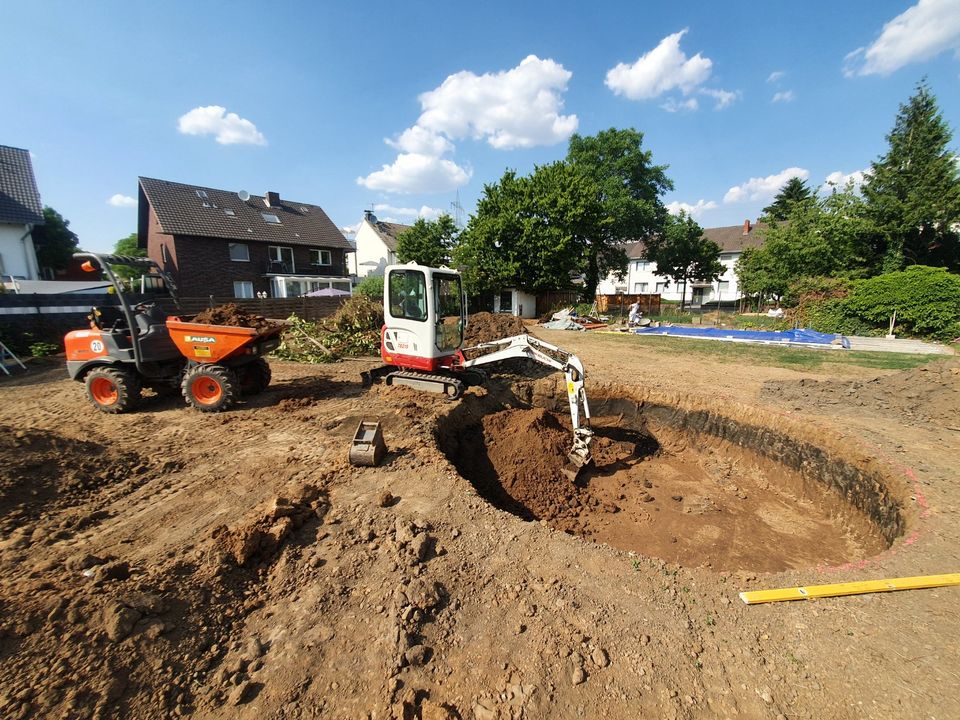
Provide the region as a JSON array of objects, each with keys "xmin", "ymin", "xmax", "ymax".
[{"xmin": 3, "ymin": 0, "xmax": 960, "ymax": 253}]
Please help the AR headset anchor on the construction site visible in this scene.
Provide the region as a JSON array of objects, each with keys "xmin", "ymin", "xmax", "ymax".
[{"xmin": 1, "ymin": 255, "xmax": 959, "ymax": 720}]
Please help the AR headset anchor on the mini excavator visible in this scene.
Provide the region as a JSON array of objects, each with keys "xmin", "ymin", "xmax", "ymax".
[{"xmin": 363, "ymin": 262, "xmax": 594, "ymax": 474}]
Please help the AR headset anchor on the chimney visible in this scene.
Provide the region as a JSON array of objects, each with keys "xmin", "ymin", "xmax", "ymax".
[
  {"xmin": 265, "ymin": 191, "xmax": 280, "ymax": 207},
  {"xmin": 742, "ymin": 219, "xmax": 751, "ymax": 236}
]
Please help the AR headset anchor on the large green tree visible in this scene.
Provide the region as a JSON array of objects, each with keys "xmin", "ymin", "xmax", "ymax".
[
  {"xmin": 32, "ymin": 207, "xmax": 79, "ymax": 273},
  {"xmin": 111, "ymin": 232, "xmax": 147, "ymax": 279},
  {"xmin": 644, "ymin": 211, "xmax": 723, "ymax": 310},
  {"xmin": 862, "ymin": 80, "xmax": 960, "ymax": 271},
  {"xmin": 736, "ymin": 190, "xmax": 877, "ymax": 303},
  {"xmin": 396, "ymin": 215, "xmax": 458, "ymax": 267},
  {"xmin": 762, "ymin": 176, "xmax": 814, "ymax": 221},
  {"xmin": 566, "ymin": 128, "xmax": 673, "ymax": 297},
  {"xmin": 454, "ymin": 164, "xmax": 609, "ymax": 295}
]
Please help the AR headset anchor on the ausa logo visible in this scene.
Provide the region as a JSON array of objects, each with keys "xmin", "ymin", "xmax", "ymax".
[{"xmin": 185, "ymin": 335, "xmax": 217, "ymax": 343}]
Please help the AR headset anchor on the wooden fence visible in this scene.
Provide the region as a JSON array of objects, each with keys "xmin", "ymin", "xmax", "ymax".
[
  {"xmin": 535, "ymin": 290, "xmax": 582, "ymax": 317},
  {"xmin": 594, "ymin": 294, "xmax": 661, "ymax": 316},
  {"xmin": 0, "ymin": 293, "xmax": 348, "ymax": 352}
]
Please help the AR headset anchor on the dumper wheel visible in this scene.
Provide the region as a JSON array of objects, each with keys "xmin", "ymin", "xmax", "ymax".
[
  {"xmin": 238, "ymin": 358, "xmax": 271, "ymax": 396},
  {"xmin": 182, "ymin": 365, "xmax": 239, "ymax": 412},
  {"xmin": 84, "ymin": 366, "xmax": 142, "ymax": 414}
]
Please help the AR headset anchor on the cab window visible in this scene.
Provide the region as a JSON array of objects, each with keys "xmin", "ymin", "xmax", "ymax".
[
  {"xmin": 434, "ymin": 273, "xmax": 463, "ymax": 351},
  {"xmin": 388, "ymin": 269, "xmax": 427, "ymax": 321}
]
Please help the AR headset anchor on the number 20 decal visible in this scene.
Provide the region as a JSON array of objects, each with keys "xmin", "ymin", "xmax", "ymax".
[{"xmin": 90, "ymin": 340, "xmax": 104, "ymax": 353}]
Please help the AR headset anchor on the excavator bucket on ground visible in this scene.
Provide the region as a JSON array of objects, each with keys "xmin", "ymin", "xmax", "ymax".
[{"xmin": 349, "ymin": 420, "xmax": 387, "ymax": 467}]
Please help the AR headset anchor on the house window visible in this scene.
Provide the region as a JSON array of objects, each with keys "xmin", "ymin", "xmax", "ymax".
[
  {"xmin": 717, "ymin": 281, "xmax": 730, "ymax": 292},
  {"xmin": 233, "ymin": 281, "xmax": 254, "ymax": 299},
  {"xmin": 310, "ymin": 249, "xmax": 332, "ymax": 266},
  {"xmin": 268, "ymin": 246, "xmax": 294, "ymax": 272},
  {"xmin": 635, "ymin": 261, "xmax": 648, "ymax": 271},
  {"xmin": 632, "ymin": 282, "xmax": 648, "ymax": 293},
  {"xmin": 229, "ymin": 243, "xmax": 249, "ymax": 262},
  {"xmin": 498, "ymin": 290, "xmax": 513, "ymax": 313},
  {"xmin": 655, "ymin": 282, "xmax": 668, "ymax": 293},
  {"xmin": 196, "ymin": 190, "xmax": 207, "ymax": 199},
  {"xmin": 261, "ymin": 212, "xmax": 281, "ymax": 224}
]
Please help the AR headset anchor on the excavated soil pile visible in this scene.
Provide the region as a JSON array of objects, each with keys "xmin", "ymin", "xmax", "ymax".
[
  {"xmin": 443, "ymin": 404, "xmax": 891, "ymax": 571},
  {"xmin": 762, "ymin": 359, "xmax": 960, "ymax": 424},
  {"xmin": 464, "ymin": 312, "xmax": 526, "ymax": 346},
  {"xmin": 192, "ymin": 303, "xmax": 275, "ymax": 332}
]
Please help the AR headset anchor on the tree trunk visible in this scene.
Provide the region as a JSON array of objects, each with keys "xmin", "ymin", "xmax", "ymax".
[{"xmin": 679, "ymin": 276, "xmax": 687, "ymax": 312}]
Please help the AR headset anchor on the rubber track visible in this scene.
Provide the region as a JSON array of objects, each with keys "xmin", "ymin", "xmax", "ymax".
[{"xmin": 386, "ymin": 370, "xmax": 465, "ymax": 397}]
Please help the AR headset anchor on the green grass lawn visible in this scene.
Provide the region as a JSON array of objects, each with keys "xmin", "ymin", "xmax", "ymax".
[{"xmin": 589, "ymin": 331, "xmax": 946, "ymax": 371}]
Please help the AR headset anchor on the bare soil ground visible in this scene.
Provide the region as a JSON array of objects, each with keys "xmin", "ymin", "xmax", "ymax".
[{"xmin": 1, "ymin": 330, "xmax": 958, "ymax": 720}]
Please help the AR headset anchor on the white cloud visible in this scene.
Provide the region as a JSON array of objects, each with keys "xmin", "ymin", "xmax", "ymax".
[
  {"xmin": 844, "ymin": 0, "xmax": 960, "ymax": 76},
  {"xmin": 772, "ymin": 90, "xmax": 795, "ymax": 103},
  {"xmin": 666, "ymin": 199, "xmax": 718, "ymax": 218},
  {"xmin": 357, "ymin": 153, "xmax": 472, "ymax": 194},
  {"xmin": 606, "ymin": 29, "xmax": 713, "ymax": 100},
  {"xmin": 767, "ymin": 70, "xmax": 786, "ymax": 83},
  {"xmin": 340, "ymin": 222, "xmax": 361, "ymax": 238},
  {"xmin": 661, "ymin": 97, "xmax": 699, "ymax": 113},
  {"xmin": 415, "ymin": 55, "xmax": 578, "ymax": 149},
  {"xmin": 724, "ymin": 167, "xmax": 810, "ymax": 204},
  {"xmin": 700, "ymin": 87, "xmax": 740, "ymax": 109},
  {"xmin": 107, "ymin": 194, "xmax": 137, "ymax": 208},
  {"xmin": 373, "ymin": 203, "xmax": 445, "ymax": 221},
  {"xmin": 822, "ymin": 168, "xmax": 871, "ymax": 191},
  {"xmin": 177, "ymin": 105, "xmax": 266, "ymax": 145},
  {"xmin": 386, "ymin": 126, "xmax": 454, "ymax": 156}
]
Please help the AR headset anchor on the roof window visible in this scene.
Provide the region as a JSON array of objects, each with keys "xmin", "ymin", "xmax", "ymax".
[
  {"xmin": 261, "ymin": 212, "xmax": 281, "ymax": 224},
  {"xmin": 224, "ymin": 208, "xmax": 236, "ymax": 216},
  {"xmin": 196, "ymin": 190, "xmax": 208, "ymax": 198}
]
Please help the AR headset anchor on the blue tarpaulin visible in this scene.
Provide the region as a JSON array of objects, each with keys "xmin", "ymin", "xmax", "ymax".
[{"xmin": 631, "ymin": 326, "xmax": 850, "ymax": 349}]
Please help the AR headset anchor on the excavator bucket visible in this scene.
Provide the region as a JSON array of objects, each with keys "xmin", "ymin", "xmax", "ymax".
[
  {"xmin": 349, "ymin": 419, "xmax": 387, "ymax": 467},
  {"xmin": 562, "ymin": 444, "xmax": 593, "ymax": 481}
]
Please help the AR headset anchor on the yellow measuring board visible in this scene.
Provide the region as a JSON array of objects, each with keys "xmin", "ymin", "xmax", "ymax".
[{"xmin": 739, "ymin": 573, "xmax": 960, "ymax": 605}]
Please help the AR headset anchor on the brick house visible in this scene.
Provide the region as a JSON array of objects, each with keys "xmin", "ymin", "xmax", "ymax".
[{"xmin": 137, "ymin": 177, "xmax": 353, "ymax": 299}]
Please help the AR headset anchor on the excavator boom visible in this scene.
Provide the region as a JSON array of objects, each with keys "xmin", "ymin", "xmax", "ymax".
[{"xmin": 461, "ymin": 334, "xmax": 594, "ymax": 473}]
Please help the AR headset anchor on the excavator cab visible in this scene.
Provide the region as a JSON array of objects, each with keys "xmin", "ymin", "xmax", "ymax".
[{"xmin": 381, "ymin": 263, "xmax": 466, "ymax": 373}]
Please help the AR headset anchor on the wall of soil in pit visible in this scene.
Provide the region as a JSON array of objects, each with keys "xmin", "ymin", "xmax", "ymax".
[{"xmin": 436, "ymin": 378, "xmax": 910, "ymax": 572}]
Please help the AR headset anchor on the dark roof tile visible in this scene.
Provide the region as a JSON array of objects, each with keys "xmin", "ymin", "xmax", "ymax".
[
  {"xmin": 139, "ymin": 177, "xmax": 351, "ymax": 250},
  {"xmin": 0, "ymin": 145, "xmax": 44, "ymax": 225},
  {"xmin": 370, "ymin": 220, "xmax": 411, "ymax": 252}
]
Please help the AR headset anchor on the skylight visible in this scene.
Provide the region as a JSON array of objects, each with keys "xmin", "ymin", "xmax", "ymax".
[
  {"xmin": 224, "ymin": 208, "xmax": 236, "ymax": 216},
  {"xmin": 196, "ymin": 190, "xmax": 208, "ymax": 198},
  {"xmin": 261, "ymin": 212, "xmax": 281, "ymax": 224}
]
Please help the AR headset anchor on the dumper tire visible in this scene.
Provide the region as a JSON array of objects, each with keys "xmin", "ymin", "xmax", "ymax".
[
  {"xmin": 239, "ymin": 358, "xmax": 271, "ymax": 396},
  {"xmin": 182, "ymin": 364, "xmax": 239, "ymax": 412},
  {"xmin": 84, "ymin": 366, "xmax": 142, "ymax": 414}
]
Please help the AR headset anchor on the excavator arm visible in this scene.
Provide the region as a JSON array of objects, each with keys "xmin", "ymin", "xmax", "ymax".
[{"xmin": 461, "ymin": 334, "xmax": 594, "ymax": 472}]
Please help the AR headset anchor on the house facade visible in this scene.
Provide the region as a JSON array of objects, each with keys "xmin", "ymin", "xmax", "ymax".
[
  {"xmin": 138, "ymin": 177, "xmax": 353, "ymax": 299},
  {"xmin": 597, "ymin": 220, "xmax": 766, "ymax": 305},
  {"xmin": 0, "ymin": 145, "xmax": 43, "ymax": 282},
  {"xmin": 348, "ymin": 210, "xmax": 410, "ymax": 278}
]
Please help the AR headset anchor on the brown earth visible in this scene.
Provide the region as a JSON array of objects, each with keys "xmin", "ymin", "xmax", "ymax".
[
  {"xmin": 191, "ymin": 304, "xmax": 276, "ymax": 332},
  {"xmin": 0, "ymin": 333, "xmax": 958, "ymax": 720},
  {"xmin": 464, "ymin": 312, "xmax": 526, "ymax": 346}
]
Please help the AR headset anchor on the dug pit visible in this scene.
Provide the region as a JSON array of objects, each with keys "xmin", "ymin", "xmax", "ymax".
[{"xmin": 437, "ymin": 380, "xmax": 907, "ymax": 572}]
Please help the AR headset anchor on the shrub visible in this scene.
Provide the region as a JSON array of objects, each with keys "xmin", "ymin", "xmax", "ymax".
[
  {"xmin": 783, "ymin": 276, "xmax": 851, "ymax": 307},
  {"xmin": 354, "ymin": 275, "xmax": 384, "ymax": 300},
  {"xmin": 29, "ymin": 341, "xmax": 61, "ymax": 357},
  {"xmin": 274, "ymin": 295, "xmax": 384, "ymax": 363},
  {"xmin": 797, "ymin": 266, "xmax": 960, "ymax": 340}
]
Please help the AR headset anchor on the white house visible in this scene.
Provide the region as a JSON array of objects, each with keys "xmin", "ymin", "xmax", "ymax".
[
  {"xmin": 348, "ymin": 210, "xmax": 410, "ymax": 278},
  {"xmin": 597, "ymin": 220, "xmax": 766, "ymax": 306},
  {"xmin": 0, "ymin": 145, "xmax": 43, "ymax": 282}
]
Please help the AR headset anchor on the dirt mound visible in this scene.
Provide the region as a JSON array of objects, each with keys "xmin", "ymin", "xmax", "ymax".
[
  {"xmin": 464, "ymin": 312, "xmax": 526, "ymax": 346},
  {"xmin": 761, "ymin": 359, "xmax": 960, "ymax": 423},
  {"xmin": 0, "ymin": 426, "xmax": 179, "ymax": 535},
  {"xmin": 192, "ymin": 303, "xmax": 275, "ymax": 332}
]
